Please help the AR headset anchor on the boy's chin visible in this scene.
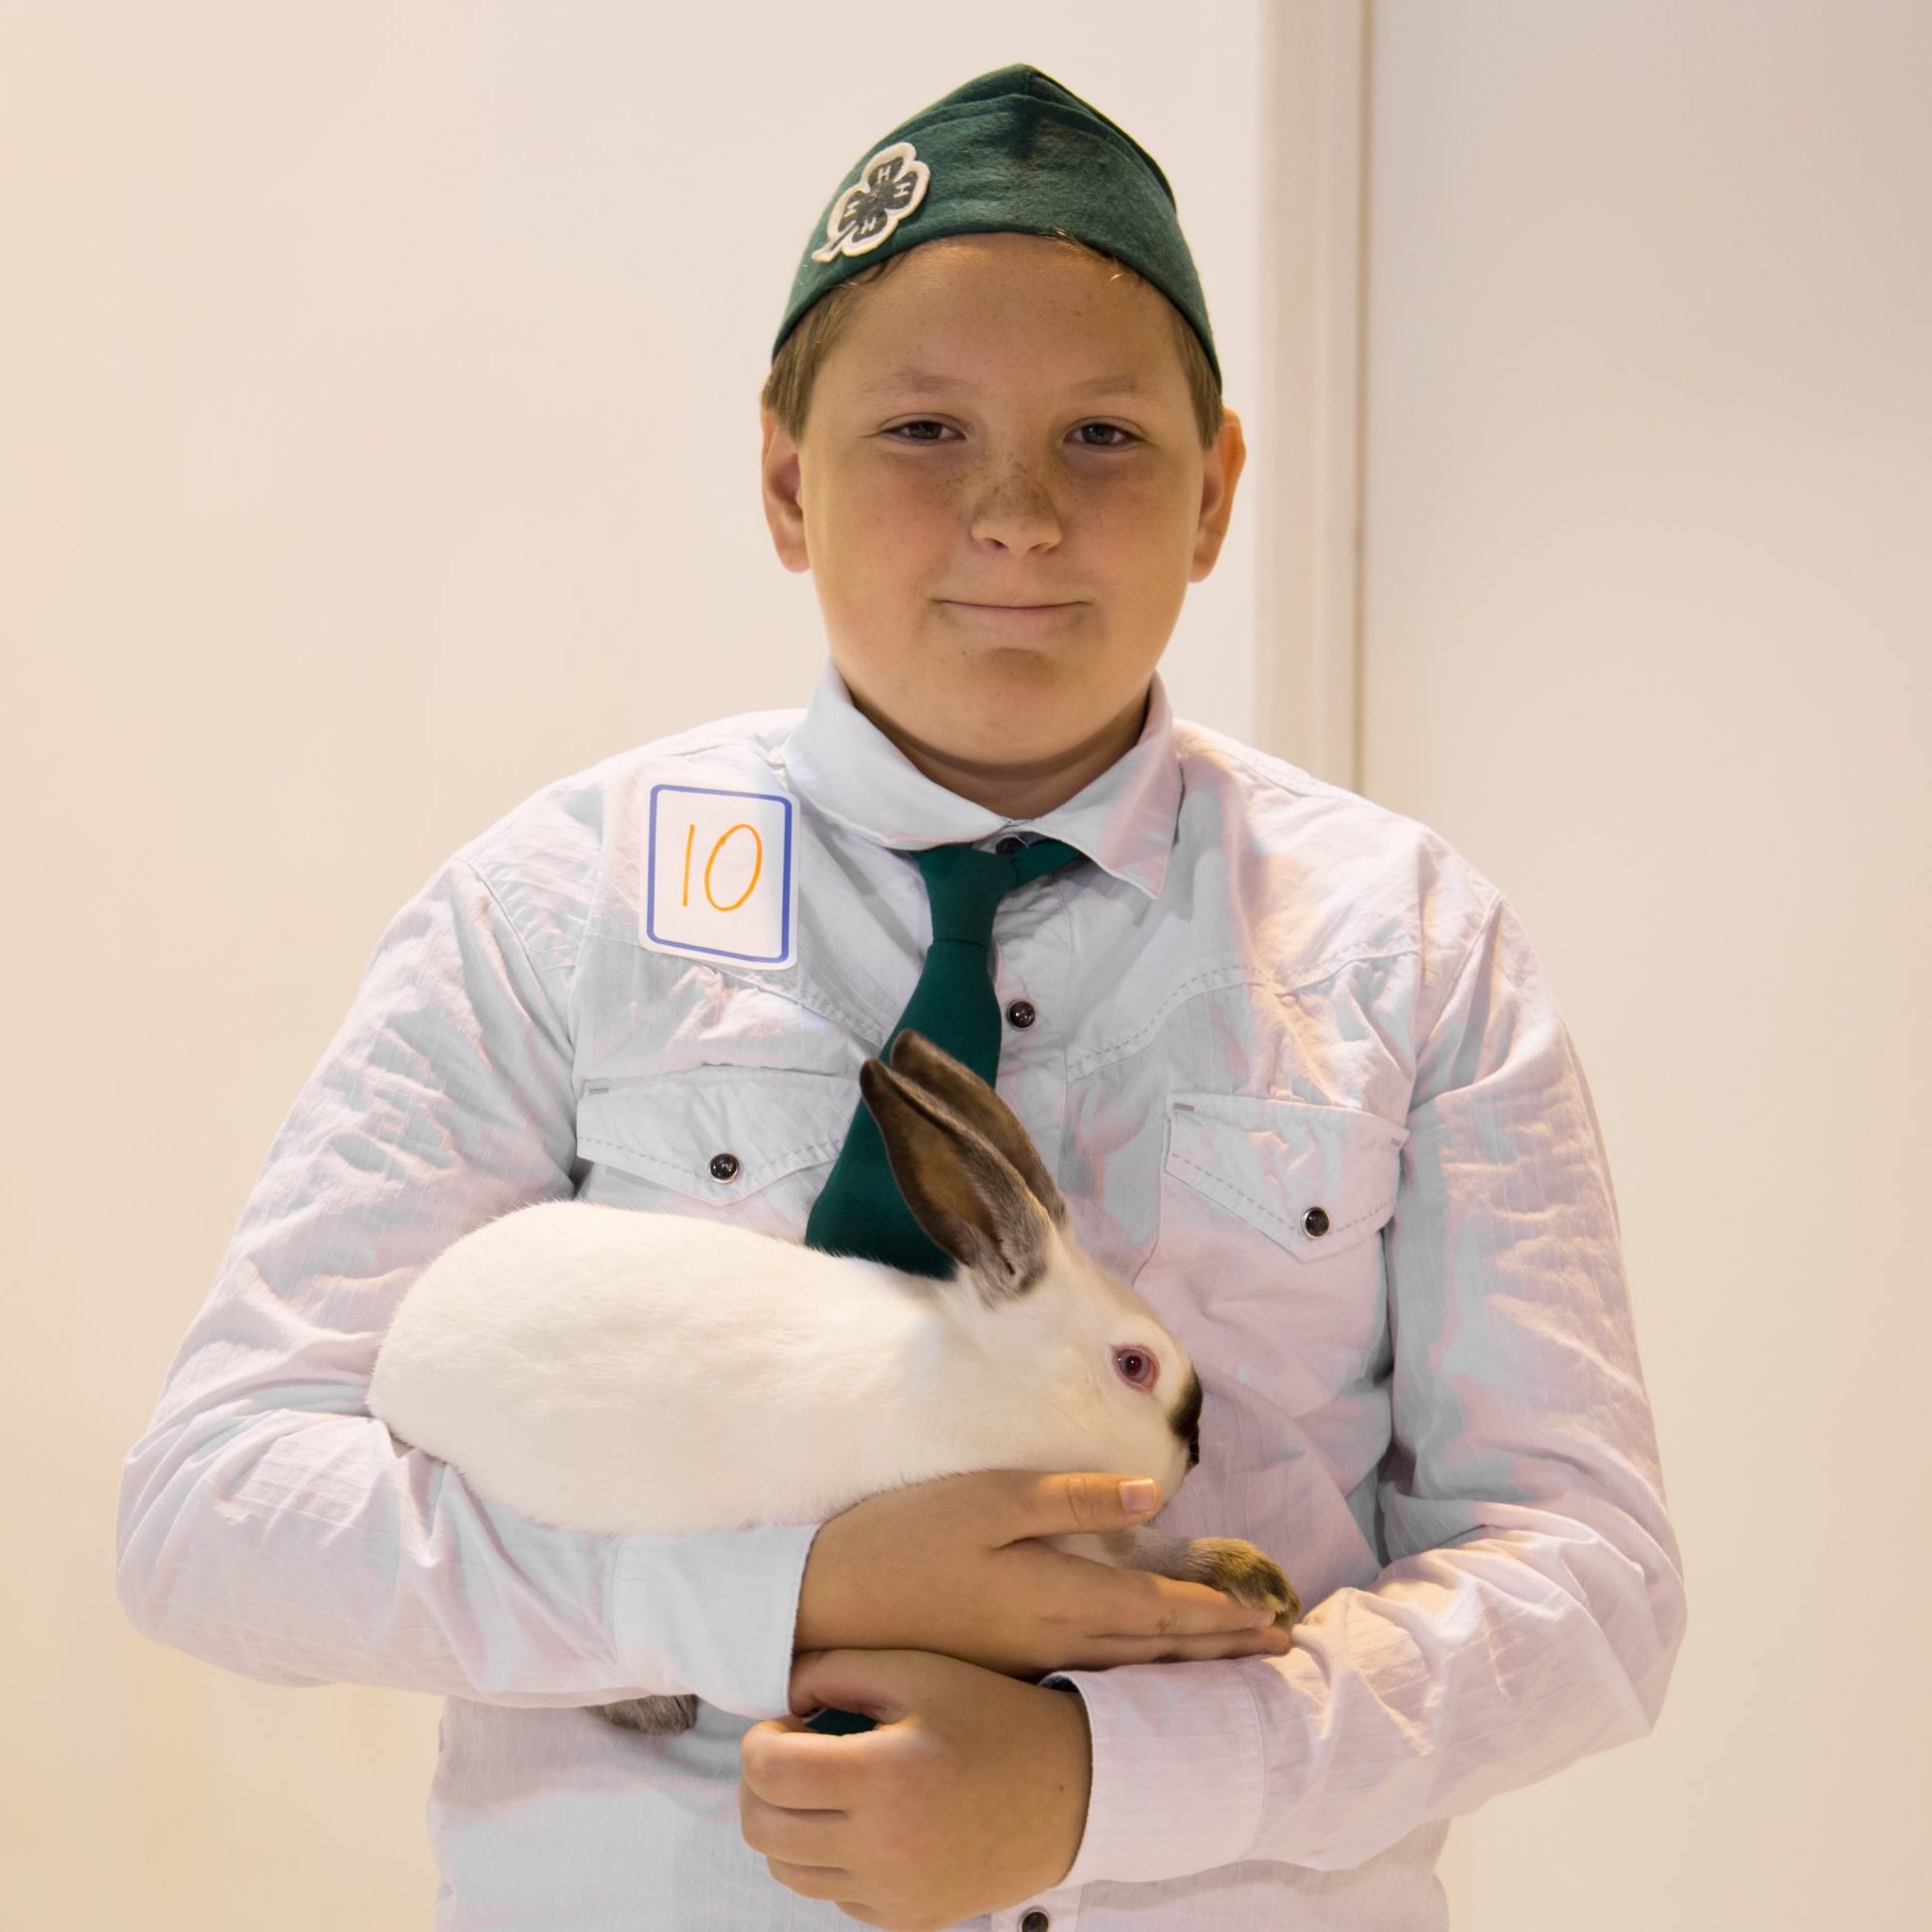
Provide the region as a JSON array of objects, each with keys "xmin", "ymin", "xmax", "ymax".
[
  {"xmin": 925, "ymin": 660, "xmax": 1086, "ymax": 720},
  {"xmin": 841, "ymin": 636, "xmax": 1136, "ymax": 747},
  {"xmin": 915, "ymin": 693, "xmax": 1124, "ymax": 770}
]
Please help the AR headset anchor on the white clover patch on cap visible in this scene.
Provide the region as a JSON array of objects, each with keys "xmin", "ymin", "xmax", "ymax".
[{"xmin": 810, "ymin": 140, "xmax": 932, "ymax": 263}]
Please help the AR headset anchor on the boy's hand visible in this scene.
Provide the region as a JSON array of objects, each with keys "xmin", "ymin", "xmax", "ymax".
[
  {"xmin": 795, "ymin": 1467, "xmax": 1292, "ymax": 1678},
  {"xmin": 742, "ymin": 1646, "xmax": 1092, "ymax": 1930}
]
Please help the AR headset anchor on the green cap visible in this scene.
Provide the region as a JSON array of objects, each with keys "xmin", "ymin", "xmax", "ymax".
[{"xmin": 773, "ymin": 63, "xmax": 1221, "ymax": 392}]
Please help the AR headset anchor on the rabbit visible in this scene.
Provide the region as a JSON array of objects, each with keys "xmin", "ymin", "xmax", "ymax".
[{"xmin": 366, "ymin": 1027, "xmax": 1302, "ymax": 1735}]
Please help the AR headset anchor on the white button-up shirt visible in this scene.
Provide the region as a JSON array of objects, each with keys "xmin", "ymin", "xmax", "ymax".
[{"xmin": 116, "ymin": 656, "xmax": 1687, "ymax": 1929}]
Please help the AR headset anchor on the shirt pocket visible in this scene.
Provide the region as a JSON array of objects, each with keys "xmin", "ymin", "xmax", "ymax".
[
  {"xmin": 1142, "ymin": 1092, "xmax": 1410, "ymax": 1417},
  {"xmin": 573, "ymin": 1066, "xmax": 858, "ymax": 1241},
  {"xmin": 1164, "ymin": 1092, "xmax": 1408, "ymax": 1259}
]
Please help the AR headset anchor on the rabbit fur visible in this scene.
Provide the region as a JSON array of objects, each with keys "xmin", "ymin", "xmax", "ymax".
[{"xmin": 367, "ymin": 1028, "xmax": 1300, "ymax": 1734}]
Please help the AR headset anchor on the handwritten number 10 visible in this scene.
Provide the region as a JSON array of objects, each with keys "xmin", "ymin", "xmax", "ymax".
[{"xmin": 680, "ymin": 820, "xmax": 764, "ymax": 912}]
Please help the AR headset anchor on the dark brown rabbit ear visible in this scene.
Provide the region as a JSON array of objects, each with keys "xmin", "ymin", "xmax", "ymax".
[
  {"xmin": 883, "ymin": 1030, "xmax": 1067, "ymax": 1228},
  {"xmin": 858, "ymin": 1054, "xmax": 1053, "ymax": 1304}
]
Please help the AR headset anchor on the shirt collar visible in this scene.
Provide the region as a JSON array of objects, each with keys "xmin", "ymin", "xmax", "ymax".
[{"xmin": 777, "ymin": 656, "xmax": 1180, "ymax": 901}]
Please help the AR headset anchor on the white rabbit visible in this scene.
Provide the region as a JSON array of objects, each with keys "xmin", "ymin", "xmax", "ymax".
[{"xmin": 367, "ymin": 1028, "xmax": 1301, "ymax": 1734}]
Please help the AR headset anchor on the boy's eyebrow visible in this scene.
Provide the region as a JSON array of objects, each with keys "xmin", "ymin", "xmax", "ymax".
[{"xmin": 856, "ymin": 367, "xmax": 1150, "ymax": 401}]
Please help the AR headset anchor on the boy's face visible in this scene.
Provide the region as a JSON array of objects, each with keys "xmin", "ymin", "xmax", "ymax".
[{"xmin": 760, "ymin": 232, "xmax": 1245, "ymax": 810}]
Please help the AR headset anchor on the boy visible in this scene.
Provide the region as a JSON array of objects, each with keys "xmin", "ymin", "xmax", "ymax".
[{"xmin": 116, "ymin": 64, "xmax": 1686, "ymax": 1930}]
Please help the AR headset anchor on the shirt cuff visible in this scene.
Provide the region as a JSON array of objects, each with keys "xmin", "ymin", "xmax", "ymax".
[
  {"xmin": 608, "ymin": 1519, "xmax": 823, "ymax": 1720},
  {"xmin": 1035, "ymin": 1658, "xmax": 1270, "ymax": 1889}
]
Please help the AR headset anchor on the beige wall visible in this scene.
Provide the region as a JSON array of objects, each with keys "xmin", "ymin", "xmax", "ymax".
[
  {"xmin": 1363, "ymin": 2, "xmax": 1930, "ymax": 1924},
  {"xmin": 8, "ymin": 2, "xmax": 1925, "ymax": 1925}
]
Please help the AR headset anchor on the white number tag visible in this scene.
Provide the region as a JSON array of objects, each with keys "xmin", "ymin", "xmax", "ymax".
[{"xmin": 640, "ymin": 784, "xmax": 797, "ymax": 968}]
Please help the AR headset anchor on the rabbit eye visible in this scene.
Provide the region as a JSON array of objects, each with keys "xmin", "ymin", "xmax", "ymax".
[{"xmin": 1115, "ymin": 1346, "xmax": 1157, "ymax": 1389}]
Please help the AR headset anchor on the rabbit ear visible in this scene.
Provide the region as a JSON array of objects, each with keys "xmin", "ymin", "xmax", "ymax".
[
  {"xmin": 858, "ymin": 1055, "xmax": 1053, "ymax": 1304},
  {"xmin": 883, "ymin": 1030, "xmax": 1068, "ymax": 1229}
]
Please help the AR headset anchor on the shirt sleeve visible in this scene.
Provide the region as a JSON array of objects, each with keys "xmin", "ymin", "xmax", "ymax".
[
  {"xmin": 1039, "ymin": 886, "xmax": 1689, "ymax": 1884},
  {"xmin": 113, "ymin": 848, "xmax": 821, "ymax": 1720}
]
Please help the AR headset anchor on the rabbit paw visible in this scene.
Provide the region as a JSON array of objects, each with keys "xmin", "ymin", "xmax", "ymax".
[
  {"xmin": 1184, "ymin": 1537, "xmax": 1303, "ymax": 1626},
  {"xmin": 591, "ymin": 1694, "xmax": 699, "ymax": 1734}
]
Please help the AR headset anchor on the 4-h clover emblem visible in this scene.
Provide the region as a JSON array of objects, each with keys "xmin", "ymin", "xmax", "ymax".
[{"xmin": 810, "ymin": 140, "xmax": 932, "ymax": 263}]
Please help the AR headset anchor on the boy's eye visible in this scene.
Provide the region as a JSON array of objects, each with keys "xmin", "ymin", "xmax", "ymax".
[{"xmin": 883, "ymin": 420, "xmax": 1138, "ymax": 449}]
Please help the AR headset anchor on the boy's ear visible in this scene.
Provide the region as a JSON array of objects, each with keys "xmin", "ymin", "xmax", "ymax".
[
  {"xmin": 1189, "ymin": 407, "xmax": 1247, "ymax": 582},
  {"xmin": 759, "ymin": 407, "xmax": 811, "ymax": 574}
]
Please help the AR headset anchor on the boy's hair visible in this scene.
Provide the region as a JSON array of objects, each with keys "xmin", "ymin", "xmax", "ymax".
[{"xmin": 762, "ymin": 231, "xmax": 1225, "ymax": 452}]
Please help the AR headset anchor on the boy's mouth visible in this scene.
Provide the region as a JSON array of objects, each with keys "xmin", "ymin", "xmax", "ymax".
[{"xmin": 944, "ymin": 600, "xmax": 1082, "ymax": 614}]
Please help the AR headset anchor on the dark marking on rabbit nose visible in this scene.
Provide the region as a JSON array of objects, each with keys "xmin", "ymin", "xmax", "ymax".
[{"xmin": 1173, "ymin": 1368, "xmax": 1203, "ymax": 1470}]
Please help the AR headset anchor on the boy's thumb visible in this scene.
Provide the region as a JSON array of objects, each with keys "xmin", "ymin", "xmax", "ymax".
[
  {"xmin": 1043, "ymin": 1471, "xmax": 1161, "ymax": 1525},
  {"xmin": 785, "ymin": 1649, "xmax": 904, "ymax": 1725}
]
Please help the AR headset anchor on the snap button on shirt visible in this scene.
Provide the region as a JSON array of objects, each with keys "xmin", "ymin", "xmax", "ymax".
[
  {"xmin": 707, "ymin": 1152, "xmax": 740, "ymax": 1182},
  {"xmin": 1303, "ymin": 1205, "xmax": 1330, "ymax": 1238},
  {"xmin": 1006, "ymin": 998, "xmax": 1037, "ymax": 1029}
]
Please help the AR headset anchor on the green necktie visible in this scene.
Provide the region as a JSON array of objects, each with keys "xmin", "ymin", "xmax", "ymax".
[
  {"xmin": 797, "ymin": 833, "xmax": 1085, "ymax": 1734},
  {"xmin": 803, "ymin": 834, "xmax": 1087, "ymax": 1279}
]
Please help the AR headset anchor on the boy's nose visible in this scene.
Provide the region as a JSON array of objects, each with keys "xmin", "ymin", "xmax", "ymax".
[{"xmin": 968, "ymin": 478, "xmax": 1062, "ymax": 549}]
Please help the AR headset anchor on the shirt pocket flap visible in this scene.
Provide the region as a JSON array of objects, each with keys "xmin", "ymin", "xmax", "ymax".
[
  {"xmin": 1165, "ymin": 1092, "xmax": 1409, "ymax": 1260},
  {"xmin": 576, "ymin": 1067, "xmax": 856, "ymax": 1204}
]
